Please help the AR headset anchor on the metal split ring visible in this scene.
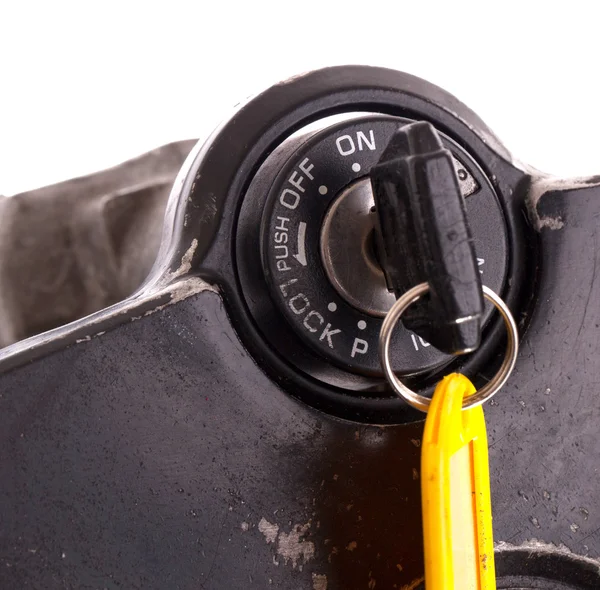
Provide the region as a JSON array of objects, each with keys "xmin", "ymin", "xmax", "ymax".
[{"xmin": 379, "ymin": 283, "xmax": 519, "ymax": 412}]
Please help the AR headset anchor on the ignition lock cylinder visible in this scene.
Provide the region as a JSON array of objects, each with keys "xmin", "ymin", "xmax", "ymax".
[{"xmin": 238, "ymin": 112, "xmax": 510, "ymax": 420}]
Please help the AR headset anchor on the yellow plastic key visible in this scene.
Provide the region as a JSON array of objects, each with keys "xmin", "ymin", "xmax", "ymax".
[{"xmin": 421, "ymin": 373, "xmax": 496, "ymax": 590}]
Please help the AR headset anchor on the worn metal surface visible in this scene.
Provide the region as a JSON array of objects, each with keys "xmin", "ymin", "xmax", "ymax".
[
  {"xmin": 320, "ymin": 178, "xmax": 393, "ymax": 317},
  {"xmin": 0, "ymin": 140, "xmax": 195, "ymax": 348}
]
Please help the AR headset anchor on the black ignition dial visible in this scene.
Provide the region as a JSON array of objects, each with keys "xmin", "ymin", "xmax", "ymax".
[{"xmin": 259, "ymin": 115, "xmax": 508, "ymax": 376}]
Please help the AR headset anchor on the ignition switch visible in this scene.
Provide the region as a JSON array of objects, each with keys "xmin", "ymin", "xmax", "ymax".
[{"xmin": 258, "ymin": 115, "xmax": 508, "ymax": 377}]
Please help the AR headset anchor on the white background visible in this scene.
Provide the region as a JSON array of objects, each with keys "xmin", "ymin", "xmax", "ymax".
[{"xmin": 1, "ymin": 1, "xmax": 597, "ymax": 196}]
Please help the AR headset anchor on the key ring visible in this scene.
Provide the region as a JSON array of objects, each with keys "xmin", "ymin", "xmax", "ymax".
[{"xmin": 379, "ymin": 283, "xmax": 519, "ymax": 412}]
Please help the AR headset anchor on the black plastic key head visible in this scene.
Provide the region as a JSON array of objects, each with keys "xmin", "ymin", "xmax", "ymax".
[{"xmin": 371, "ymin": 121, "xmax": 484, "ymax": 354}]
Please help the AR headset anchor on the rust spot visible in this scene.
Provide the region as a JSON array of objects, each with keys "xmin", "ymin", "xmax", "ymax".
[{"xmin": 328, "ymin": 546, "xmax": 339, "ymax": 563}]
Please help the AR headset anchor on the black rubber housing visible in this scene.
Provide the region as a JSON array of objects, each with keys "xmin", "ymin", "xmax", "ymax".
[{"xmin": 167, "ymin": 65, "xmax": 535, "ymax": 423}]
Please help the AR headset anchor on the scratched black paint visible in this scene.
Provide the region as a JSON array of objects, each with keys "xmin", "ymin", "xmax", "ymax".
[{"xmin": 2, "ymin": 234, "xmax": 600, "ymax": 587}]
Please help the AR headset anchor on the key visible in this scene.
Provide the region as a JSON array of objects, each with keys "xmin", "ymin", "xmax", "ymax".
[
  {"xmin": 371, "ymin": 121, "xmax": 484, "ymax": 355},
  {"xmin": 421, "ymin": 373, "xmax": 496, "ymax": 590}
]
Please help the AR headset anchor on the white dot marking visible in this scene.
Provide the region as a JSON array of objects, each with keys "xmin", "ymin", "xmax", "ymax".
[
  {"xmin": 357, "ymin": 320, "xmax": 367, "ymax": 330},
  {"xmin": 318, "ymin": 185, "xmax": 328, "ymax": 195},
  {"xmin": 352, "ymin": 163, "xmax": 361, "ymax": 173},
  {"xmin": 328, "ymin": 302, "xmax": 337, "ymax": 312}
]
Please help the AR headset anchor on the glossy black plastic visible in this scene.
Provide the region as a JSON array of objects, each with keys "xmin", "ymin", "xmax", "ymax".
[{"xmin": 372, "ymin": 121, "xmax": 483, "ymax": 354}]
